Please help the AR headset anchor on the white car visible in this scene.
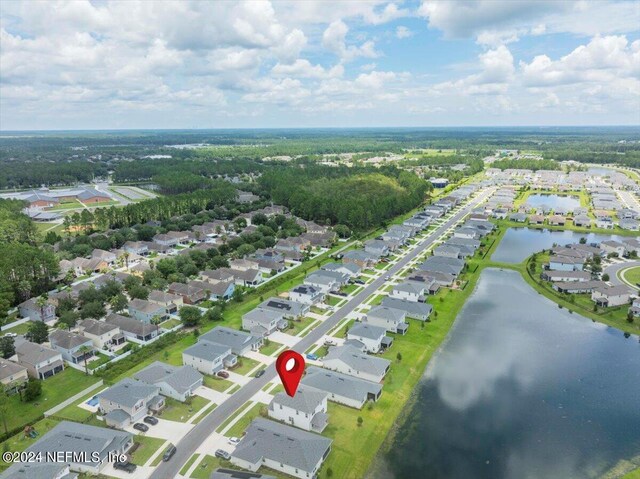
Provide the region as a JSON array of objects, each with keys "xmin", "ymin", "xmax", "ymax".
[
  {"xmin": 4, "ymin": 333, "xmax": 17, "ymax": 338},
  {"xmin": 228, "ymin": 437, "xmax": 241, "ymax": 446}
]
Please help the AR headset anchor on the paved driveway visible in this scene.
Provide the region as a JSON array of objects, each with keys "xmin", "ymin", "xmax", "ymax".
[{"xmin": 149, "ymin": 187, "xmax": 495, "ymax": 479}]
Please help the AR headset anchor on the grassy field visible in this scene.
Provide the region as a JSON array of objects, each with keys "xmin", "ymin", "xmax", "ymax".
[
  {"xmin": 288, "ymin": 316, "xmax": 315, "ymax": 335},
  {"xmin": 0, "ymin": 321, "xmax": 31, "ymax": 337},
  {"xmin": 160, "ymin": 318, "xmax": 181, "ymax": 329},
  {"xmin": 621, "ymin": 266, "xmax": 640, "ymax": 287},
  {"xmin": 260, "ymin": 340, "xmax": 283, "ymax": 356},
  {"xmin": 130, "ymin": 435, "xmax": 167, "ymax": 466},
  {"xmin": 160, "ymin": 396, "xmax": 210, "ymax": 422},
  {"xmin": 1, "ymin": 368, "xmax": 98, "ymax": 434}
]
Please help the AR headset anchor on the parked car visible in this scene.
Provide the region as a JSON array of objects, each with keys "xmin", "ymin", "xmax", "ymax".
[
  {"xmin": 114, "ymin": 461, "xmax": 137, "ymax": 473},
  {"xmin": 143, "ymin": 416, "xmax": 158, "ymax": 425},
  {"xmin": 217, "ymin": 370, "xmax": 230, "ymax": 379},
  {"xmin": 254, "ymin": 369, "xmax": 265, "ymax": 378},
  {"xmin": 4, "ymin": 333, "xmax": 17, "ymax": 338},
  {"xmin": 215, "ymin": 449, "xmax": 231, "ymax": 460},
  {"xmin": 354, "ymin": 279, "xmax": 365, "ymax": 285},
  {"xmin": 324, "ymin": 339, "xmax": 337, "ymax": 346},
  {"xmin": 306, "ymin": 353, "xmax": 319, "ymax": 361},
  {"xmin": 163, "ymin": 445, "xmax": 176, "ymax": 462},
  {"xmin": 384, "ymin": 275, "xmax": 391, "ymax": 280},
  {"xmin": 228, "ymin": 437, "xmax": 241, "ymax": 446},
  {"xmin": 133, "ymin": 423, "xmax": 149, "ymax": 432},
  {"xmin": 335, "ymin": 292, "xmax": 347, "ymax": 297}
]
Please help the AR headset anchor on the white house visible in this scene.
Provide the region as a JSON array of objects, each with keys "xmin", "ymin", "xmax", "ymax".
[
  {"xmin": 390, "ymin": 281, "xmax": 426, "ymax": 302},
  {"xmin": 268, "ymin": 386, "xmax": 329, "ymax": 433}
]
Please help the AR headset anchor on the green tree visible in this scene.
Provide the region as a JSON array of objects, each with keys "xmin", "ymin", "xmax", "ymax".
[
  {"xmin": 23, "ymin": 378, "xmax": 42, "ymax": 402},
  {"xmin": 80, "ymin": 301, "xmax": 106, "ymax": 320},
  {"xmin": 110, "ymin": 293, "xmax": 128, "ymax": 313},
  {"xmin": 26, "ymin": 321, "xmax": 49, "ymax": 344},
  {"xmin": 602, "ymin": 273, "xmax": 610, "ymax": 281},
  {"xmin": 357, "ymin": 416, "xmax": 363, "ymax": 427},
  {"xmin": 78, "ymin": 345, "xmax": 92, "ymax": 375},
  {"xmin": 179, "ymin": 306, "xmax": 202, "ymax": 327},
  {"xmin": 0, "ymin": 336, "xmax": 15, "ymax": 359}
]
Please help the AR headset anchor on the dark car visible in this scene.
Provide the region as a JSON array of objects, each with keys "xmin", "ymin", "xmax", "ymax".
[
  {"xmin": 143, "ymin": 416, "xmax": 158, "ymax": 425},
  {"xmin": 217, "ymin": 370, "xmax": 230, "ymax": 379},
  {"xmin": 163, "ymin": 445, "xmax": 177, "ymax": 462},
  {"xmin": 255, "ymin": 369, "xmax": 265, "ymax": 378},
  {"xmin": 133, "ymin": 423, "xmax": 149, "ymax": 432},
  {"xmin": 114, "ymin": 461, "xmax": 137, "ymax": 473},
  {"xmin": 354, "ymin": 279, "xmax": 365, "ymax": 285},
  {"xmin": 215, "ymin": 449, "xmax": 231, "ymax": 460}
]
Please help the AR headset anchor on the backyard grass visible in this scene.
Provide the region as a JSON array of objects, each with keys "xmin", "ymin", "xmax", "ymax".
[
  {"xmin": 160, "ymin": 318, "xmax": 181, "ymax": 329},
  {"xmin": 2, "ymin": 368, "xmax": 99, "ymax": 434},
  {"xmin": 160, "ymin": 396, "xmax": 210, "ymax": 422},
  {"xmin": 325, "ymin": 295, "xmax": 345, "ymax": 307},
  {"xmin": 310, "ymin": 305, "xmax": 326, "ymax": 315},
  {"xmin": 260, "ymin": 340, "xmax": 283, "ymax": 356},
  {"xmin": 203, "ymin": 375, "xmax": 234, "ymax": 392},
  {"xmin": 341, "ymin": 283, "xmax": 360, "ymax": 295},
  {"xmin": 87, "ymin": 352, "xmax": 112, "ymax": 370},
  {"xmin": 129, "ymin": 435, "xmax": 167, "ymax": 466},
  {"xmin": 224, "ymin": 402, "xmax": 266, "ymax": 438},
  {"xmin": 0, "ymin": 321, "xmax": 31, "ymax": 337},
  {"xmin": 232, "ymin": 357, "xmax": 262, "ymax": 376}
]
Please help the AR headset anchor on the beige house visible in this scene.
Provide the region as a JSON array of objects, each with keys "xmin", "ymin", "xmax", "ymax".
[
  {"xmin": 0, "ymin": 358, "xmax": 28, "ymax": 394},
  {"xmin": 77, "ymin": 318, "xmax": 125, "ymax": 349}
]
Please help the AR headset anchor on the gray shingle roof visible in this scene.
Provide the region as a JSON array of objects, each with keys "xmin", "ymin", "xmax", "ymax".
[
  {"xmin": 232, "ymin": 418, "xmax": 332, "ymax": 473},
  {"xmin": 347, "ymin": 323, "xmax": 386, "ymax": 341},
  {"xmin": 78, "ymin": 318, "xmax": 119, "ymax": 336},
  {"xmin": 1, "ymin": 462, "xmax": 69, "ymax": 479},
  {"xmin": 381, "ymin": 297, "xmax": 433, "ymax": 319},
  {"xmin": 24, "ymin": 420, "xmax": 132, "ymax": 467},
  {"xmin": 270, "ymin": 385, "xmax": 328, "ymax": 414},
  {"xmin": 15, "ymin": 341, "xmax": 60, "ymax": 367},
  {"xmin": 367, "ymin": 306, "xmax": 406, "ymax": 323},
  {"xmin": 0, "ymin": 358, "xmax": 27, "ymax": 382},
  {"xmin": 323, "ymin": 345, "xmax": 390, "ymax": 378},
  {"xmin": 183, "ymin": 341, "xmax": 231, "ymax": 362},
  {"xmin": 302, "ymin": 366, "xmax": 382, "ymax": 402},
  {"xmin": 199, "ymin": 326, "xmax": 261, "ymax": 355},
  {"xmin": 106, "ymin": 313, "xmax": 158, "ymax": 337},
  {"xmin": 133, "ymin": 361, "xmax": 203, "ymax": 395},
  {"xmin": 98, "ymin": 377, "xmax": 159, "ymax": 409},
  {"xmin": 48, "ymin": 330, "xmax": 92, "ymax": 350}
]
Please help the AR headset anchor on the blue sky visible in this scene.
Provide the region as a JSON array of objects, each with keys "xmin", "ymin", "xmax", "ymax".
[{"xmin": 0, "ymin": 0, "xmax": 639, "ymax": 130}]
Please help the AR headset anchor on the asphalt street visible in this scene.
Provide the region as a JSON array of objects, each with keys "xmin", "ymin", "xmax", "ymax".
[{"xmin": 150, "ymin": 187, "xmax": 494, "ymax": 479}]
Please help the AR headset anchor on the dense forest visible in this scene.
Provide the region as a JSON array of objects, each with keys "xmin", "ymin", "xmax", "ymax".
[
  {"xmin": 491, "ymin": 158, "xmax": 562, "ymax": 171},
  {"xmin": 259, "ymin": 165, "xmax": 430, "ymax": 230}
]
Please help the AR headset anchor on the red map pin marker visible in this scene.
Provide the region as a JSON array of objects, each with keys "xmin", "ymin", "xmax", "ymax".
[{"xmin": 275, "ymin": 350, "xmax": 305, "ymax": 397}]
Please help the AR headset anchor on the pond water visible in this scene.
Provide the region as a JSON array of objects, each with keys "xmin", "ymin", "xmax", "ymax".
[
  {"xmin": 491, "ymin": 227, "xmax": 621, "ymax": 263},
  {"xmin": 369, "ymin": 268, "xmax": 640, "ymax": 479},
  {"xmin": 525, "ymin": 194, "xmax": 580, "ymax": 211}
]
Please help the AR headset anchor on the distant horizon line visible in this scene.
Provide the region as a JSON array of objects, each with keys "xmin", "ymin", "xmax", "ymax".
[{"xmin": 1, "ymin": 124, "xmax": 639, "ymax": 134}]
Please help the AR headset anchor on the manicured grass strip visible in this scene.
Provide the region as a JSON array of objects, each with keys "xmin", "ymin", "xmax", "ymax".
[
  {"xmin": 160, "ymin": 396, "xmax": 210, "ymax": 422},
  {"xmin": 289, "ymin": 316, "xmax": 315, "ymax": 335},
  {"xmin": 227, "ymin": 384, "xmax": 241, "ymax": 395},
  {"xmin": 215, "ymin": 401, "xmax": 252, "ymax": 433},
  {"xmin": 189, "ymin": 455, "xmax": 231, "ymax": 479},
  {"xmin": 621, "ymin": 266, "xmax": 640, "ymax": 286},
  {"xmin": 192, "ymin": 403, "xmax": 217, "ymax": 425},
  {"xmin": 225, "ymin": 403, "xmax": 265, "ymax": 438},
  {"xmin": 180, "ymin": 453, "xmax": 200, "ymax": 475},
  {"xmin": 299, "ymin": 320, "xmax": 321, "ymax": 338},
  {"xmin": 130, "ymin": 436, "xmax": 167, "ymax": 466},
  {"xmin": 203, "ymin": 375, "xmax": 234, "ymax": 392}
]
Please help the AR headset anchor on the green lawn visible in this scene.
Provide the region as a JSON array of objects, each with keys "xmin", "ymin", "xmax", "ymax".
[
  {"xmin": 180, "ymin": 453, "xmax": 200, "ymax": 475},
  {"xmin": 367, "ymin": 293, "xmax": 386, "ymax": 306},
  {"xmin": 160, "ymin": 318, "xmax": 181, "ymax": 329},
  {"xmin": 130, "ymin": 435, "xmax": 167, "ymax": 466},
  {"xmin": 203, "ymin": 375, "xmax": 234, "ymax": 392},
  {"xmin": 192, "ymin": 403, "xmax": 217, "ymax": 424},
  {"xmin": 233, "ymin": 357, "xmax": 262, "ymax": 375},
  {"xmin": 160, "ymin": 396, "xmax": 210, "ymax": 422},
  {"xmin": 1, "ymin": 368, "xmax": 99, "ymax": 434},
  {"xmin": 260, "ymin": 340, "xmax": 283, "ymax": 356},
  {"xmin": 0, "ymin": 321, "xmax": 31, "ymax": 337},
  {"xmin": 288, "ymin": 316, "xmax": 315, "ymax": 335},
  {"xmin": 224, "ymin": 402, "xmax": 266, "ymax": 438},
  {"xmin": 189, "ymin": 455, "xmax": 232, "ymax": 479},
  {"xmin": 87, "ymin": 352, "xmax": 112, "ymax": 370},
  {"xmin": 326, "ymin": 295, "xmax": 345, "ymax": 307},
  {"xmin": 621, "ymin": 266, "xmax": 640, "ymax": 287},
  {"xmin": 341, "ymin": 283, "xmax": 361, "ymax": 295},
  {"xmin": 310, "ymin": 305, "xmax": 326, "ymax": 315}
]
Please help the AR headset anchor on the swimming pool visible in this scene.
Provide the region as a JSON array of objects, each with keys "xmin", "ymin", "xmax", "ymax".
[{"xmin": 86, "ymin": 396, "xmax": 99, "ymax": 407}]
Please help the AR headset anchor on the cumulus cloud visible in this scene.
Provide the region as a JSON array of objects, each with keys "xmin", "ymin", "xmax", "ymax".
[
  {"xmin": 396, "ymin": 26, "xmax": 414, "ymax": 39},
  {"xmin": 322, "ymin": 20, "xmax": 379, "ymax": 62}
]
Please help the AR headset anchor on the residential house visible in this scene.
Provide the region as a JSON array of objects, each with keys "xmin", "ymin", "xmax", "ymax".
[
  {"xmin": 231, "ymin": 269, "xmax": 262, "ymax": 287},
  {"xmin": 198, "ymin": 326, "xmax": 263, "ymax": 356},
  {"xmin": 76, "ymin": 318, "xmax": 125, "ymax": 349},
  {"xmin": 600, "ymin": 240, "xmax": 627, "ymax": 257},
  {"xmin": 133, "ymin": 361, "xmax": 203, "ymax": 402},
  {"xmin": 148, "ymin": 290, "xmax": 183, "ymax": 314},
  {"xmin": 592, "ymin": 285, "xmax": 631, "ymax": 307},
  {"xmin": 242, "ymin": 308, "xmax": 288, "ymax": 336},
  {"xmin": 541, "ymin": 271, "xmax": 592, "ymax": 282},
  {"xmin": 105, "ymin": 313, "xmax": 160, "ymax": 342},
  {"xmin": 268, "ymin": 386, "xmax": 329, "ymax": 433},
  {"xmin": 98, "ymin": 377, "xmax": 164, "ymax": 428},
  {"xmin": 365, "ymin": 306, "xmax": 409, "ymax": 334},
  {"xmin": 552, "ymin": 281, "xmax": 605, "ymax": 294},
  {"xmin": 19, "ymin": 421, "xmax": 133, "ymax": 475},
  {"xmin": 390, "ymin": 281, "xmax": 426, "ymax": 302},
  {"xmin": 168, "ymin": 282, "xmax": 207, "ymax": 304},
  {"xmin": 347, "ymin": 323, "xmax": 392, "ymax": 353},
  {"xmin": 342, "ymin": 250, "xmax": 378, "ymax": 269},
  {"xmin": 1, "ymin": 462, "xmax": 72, "ymax": 478},
  {"xmin": 128, "ymin": 298, "xmax": 167, "ymax": 323},
  {"xmin": 364, "ymin": 240, "xmax": 389, "ymax": 257},
  {"xmin": 230, "ymin": 418, "xmax": 332, "ymax": 479},
  {"xmin": 289, "ymin": 285, "xmax": 325, "ymax": 305},
  {"xmin": 123, "ymin": 241, "xmax": 149, "ymax": 256},
  {"xmin": 301, "ymin": 366, "xmax": 382, "ymax": 409},
  {"xmin": 15, "ymin": 340, "xmax": 64, "ymax": 379},
  {"xmin": 548, "ymin": 215, "xmax": 566, "ymax": 226},
  {"xmin": 91, "ymin": 249, "xmax": 117, "ymax": 266},
  {"xmin": 529, "ymin": 214, "xmax": 545, "ymax": 224},
  {"xmin": 418, "ymin": 256, "xmax": 465, "ymax": 277},
  {"xmin": 321, "ymin": 262, "xmax": 361, "ymax": 277},
  {"xmin": 18, "ymin": 297, "xmax": 56, "ymax": 322},
  {"xmin": 433, "ymin": 244, "xmax": 463, "ymax": 259},
  {"xmin": 258, "ymin": 298, "xmax": 309, "ymax": 319},
  {"xmin": 182, "ymin": 341, "xmax": 237, "ymax": 375},
  {"xmin": 0, "ymin": 358, "xmax": 28, "ymax": 394},
  {"xmin": 322, "ymin": 345, "xmax": 391, "ymax": 383},
  {"xmin": 304, "ymin": 270, "xmax": 348, "ymax": 293},
  {"xmin": 381, "ymin": 297, "xmax": 433, "ymax": 321},
  {"xmin": 48, "ymin": 330, "xmax": 94, "ymax": 365},
  {"xmin": 547, "ymin": 255, "xmax": 585, "ymax": 271},
  {"xmin": 189, "ymin": 279, "xmax": 235, "ymax": 301}
]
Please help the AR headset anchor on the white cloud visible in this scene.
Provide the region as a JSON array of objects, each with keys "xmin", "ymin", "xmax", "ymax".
[
  {"xmin": 396, "ymin": 26, "xmax": 413, "ymax": 39},
  {"xmin": 322, "ymin": 20, "xmax": 379, "ymax": 62}
]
